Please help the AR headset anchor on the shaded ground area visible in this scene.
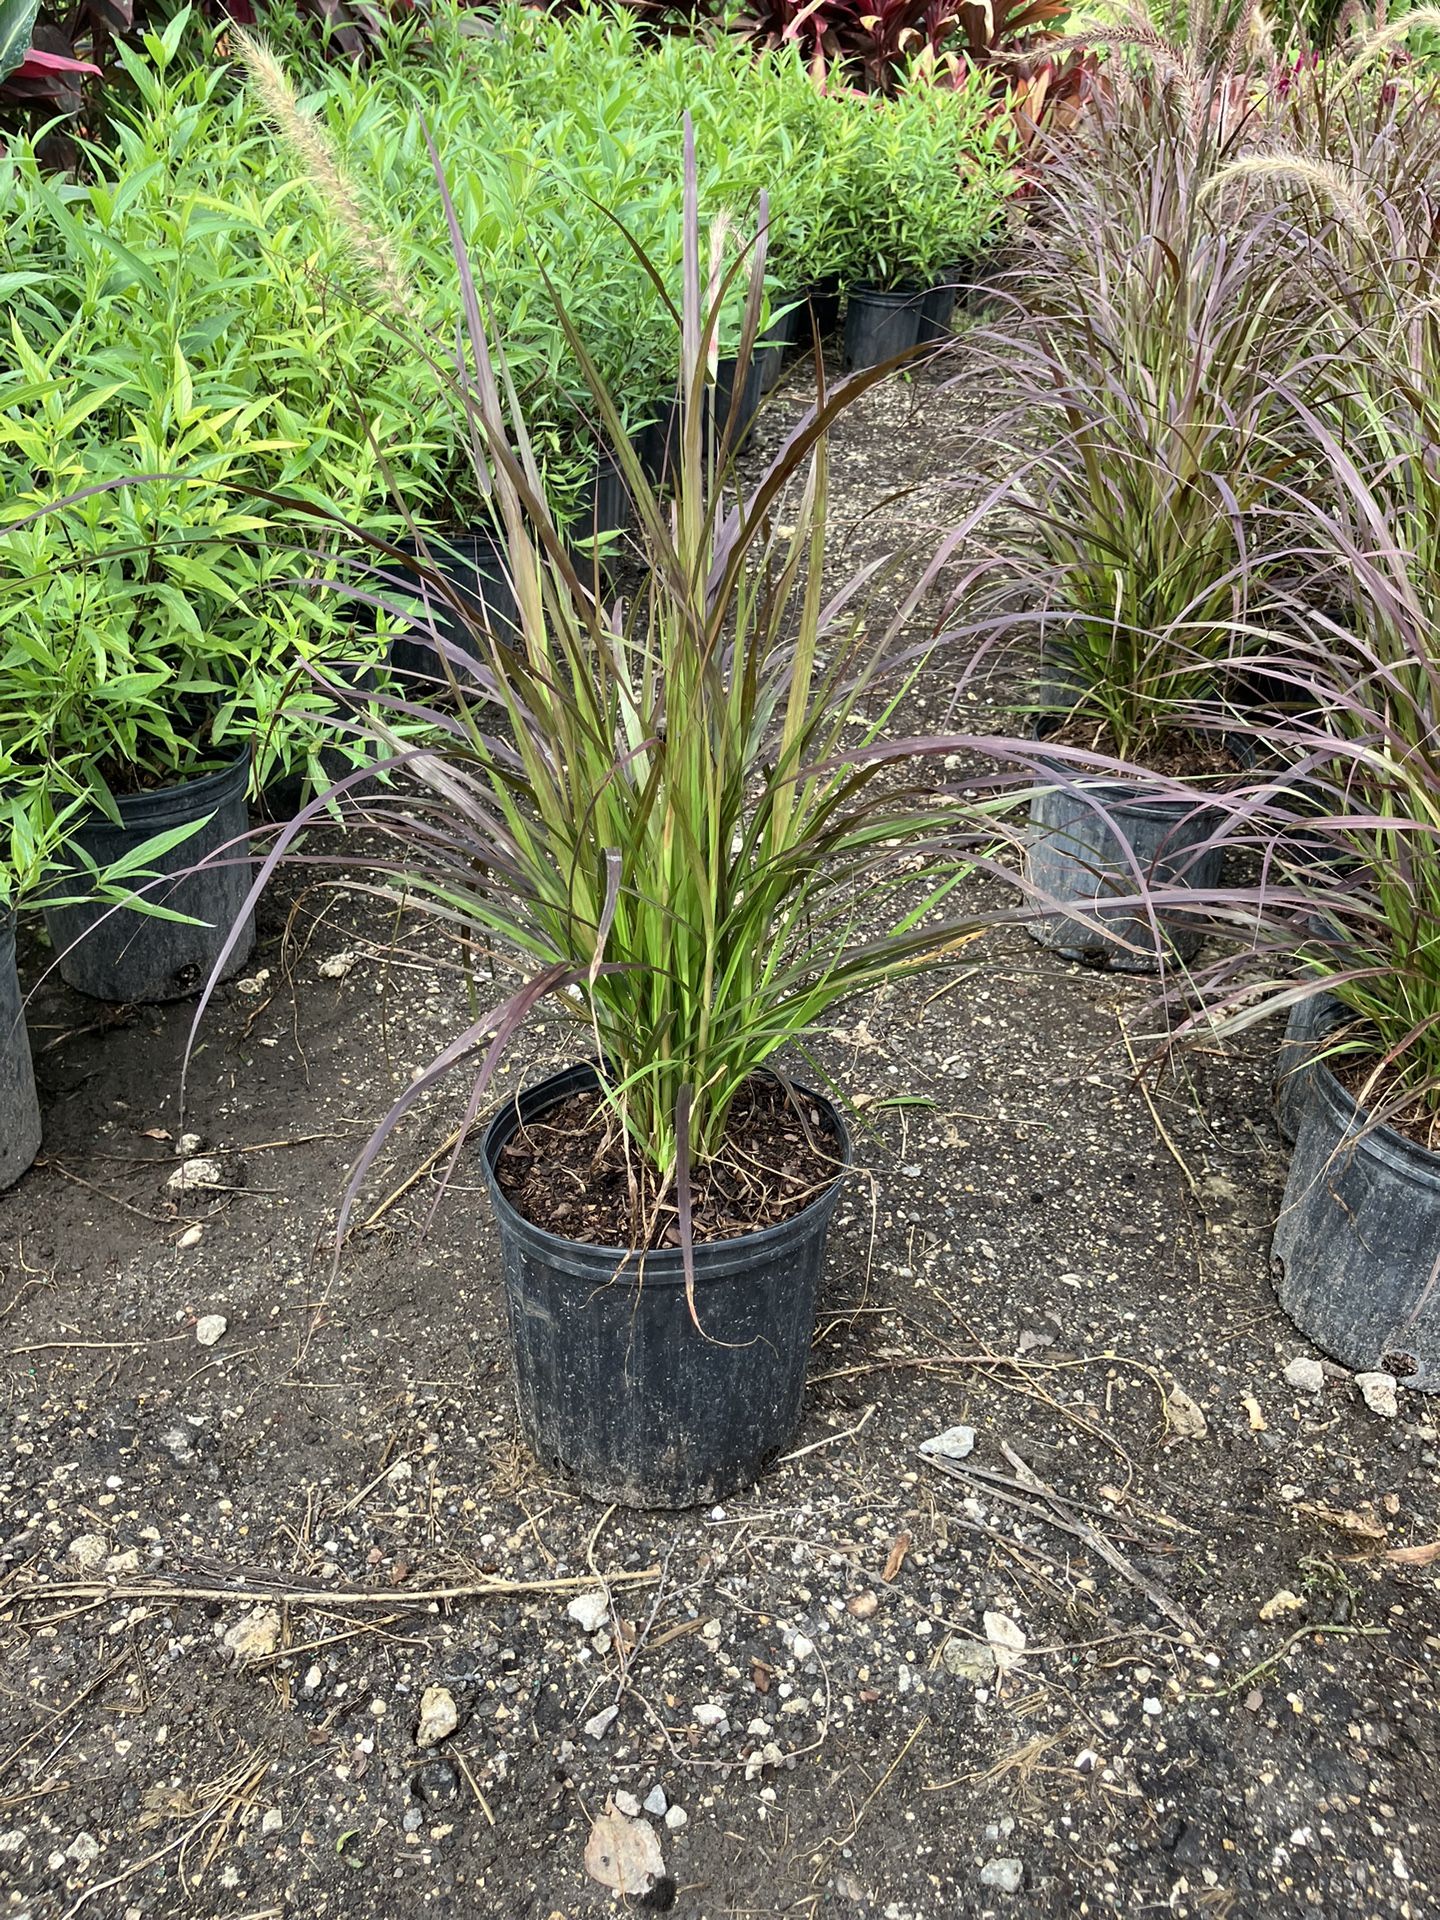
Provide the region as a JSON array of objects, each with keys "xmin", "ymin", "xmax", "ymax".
[{"xmin": 2, "ymin": 355, "xmax": 1437, "ymax": 1920}]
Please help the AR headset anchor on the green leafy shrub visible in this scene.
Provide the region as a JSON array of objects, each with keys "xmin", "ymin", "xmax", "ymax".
[{"xmin": 831, "ymin": 71, "xmax": 1017, "ymax": 288}]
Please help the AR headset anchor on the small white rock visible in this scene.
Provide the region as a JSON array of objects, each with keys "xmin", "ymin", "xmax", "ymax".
[
  {"xmin": 919, "ymin": 1425, "xmax": 976, "ymax": 1461},
  {"xmin": 67, "ymin": 1832, "xmax": 101, "ymax": 1867},
  {"xmin": 0, "ymin": 1831, "xmax": 25, "ymax": 1855},
  {"xmin": 584, "ymin": 1705, "xmax": 619, "ymax": 1741},
  {"xmin": 566, "ymin": 1590, "xmax": 609, "ymax": 1634},
  {"xmin": 978, "ymin": 1858, "xmax": 1022, "ymax": 1893},
  {"xmin": 1356, "ymin": 1371, "xmax": 1399, "ymax": 1418},
  {"xmin": 177, "ymin": 1225, "xmax": 203, "ymax": 1250},
  {"xmin": 612, "ymin": 1790, "xmax": 641, "ymax": 1818},
  {"xmin": 664, "ymin": 1805, "xmax": 688, "ymax": 1831},
  {"xmin": 261, "ymin": 1808, "xmax": 283, "ymax": 1835},
  {"xmin": 693, "ymin": 1703, "xmax": 728, "ymax": 1730},
  {"xmin": 195, "ymin": 1314, "xmax": 227, "ymax": 1348},
  {"xmin": 983, "ymin": 1610, "xmax": 1027, "ymax": 1674},
  {"xmin": 1142, "ymin": 1696, "xmax": 1163, "ymax": 1717},
  {"xmin": 791, "ymin": 1634, "xmax": 815, "ymax": 1662},
  {"xmin": 176, "ymin": 1132, "xmax": 204, "ymax": 1157},
  {"xmin": 415, "ymin": 1685, "xmax": 459, "ymax": 1749},
  {"xmin": 167, "ymin": 1156, "xmax": 223, "ymax": 1194},
  {"xmin": 317, "ymin": 950, "xmax": 357, "ymax": 979},
  {"xmin": 1283, "ymin": 1356, "xmax": 1325, "ymax": 1394},
  {"xmin": 103, "ymin": 1548, "xmax": 140, "ymax": 1576},
  {"xmin": 68, "ymin": 1533, "xmax": 108, "ymax": 1573},
  {"xmin": 643, "ymin": 1786, "xmax": 668, "ymax": 1817}
]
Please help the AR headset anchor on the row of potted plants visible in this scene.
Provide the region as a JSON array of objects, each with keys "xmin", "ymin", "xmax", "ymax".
[
  {"xmin": 17, "ymin": 9, "xmax": 1440, "ymax": 1521},
  {"xmin": 942, "ymin": 13, "xmax": 1440, "ymax": 1386},
  {"xmin": 0, "ymin": 4, "xmax": 1020, "ymax": 1054}
]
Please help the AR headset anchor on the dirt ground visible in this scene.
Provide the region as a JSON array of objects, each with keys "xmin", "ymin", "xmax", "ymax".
[{"xmin": 2, "ymin": 354, "xmax": 1437, "ymax": 1920}]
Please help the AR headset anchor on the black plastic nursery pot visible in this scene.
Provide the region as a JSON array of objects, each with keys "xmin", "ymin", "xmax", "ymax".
[
  {"xmin": 757, "ymin": 297, "xmax": 799, "ymax": 393},
  {"xmin": 42, "ymin": 750, "xmax": 256, "ymax": 1005},
  {"xmin": 388, "ymin": 525, "xmax": 520, "ymax": 683},
  {"xmin": 1025, "ymin": 771, "xmax": 1226, "ymax": 971},
  {"xmin": 1273, "ymin": 980, "xmax": 1349, "ymax": 1143},
  {"xmin": 1273, "ymin": 1058, "xmax": 1440, "ymax": 1390},
  {"xmin": 843, "ymin": 287, "xmax": 923, "ymax": 372},
  {"xmin": 637, "ymin": 398, "xmax": 679, "ymax": 486},
  {"xmin": 917, "ymin": 265, "xmax": 972, "ymax": 344},
  {"xmin": 575, "ymin": 447, "xmax": 633, "ymax": 547},
  {"xmin": 712, "ymin": 354, "xmax": 765, "ymax": 447},
  {"xmin": 0, "ymin": 913, "xmax": 41, "ymax": 1191},
  {"xmin": 481, "ymin": 1062, "xmax": 852, "ymax": 1509},
  {"xmin": 800, "ymin": 276, "xmax": 842, "ymax": 344}
]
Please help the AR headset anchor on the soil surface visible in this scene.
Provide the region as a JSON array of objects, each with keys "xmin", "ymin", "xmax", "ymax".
[
  {"xmin": 495, "ymin": 1081, "xmax": 845, "ymax": 1247},
  {"xmin": 2, "ymin": 342, "xmax": 1438, "ymax": 1920}
]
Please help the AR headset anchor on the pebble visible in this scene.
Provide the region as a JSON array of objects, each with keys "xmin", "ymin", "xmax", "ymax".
[
  {"xmin": 176, "ymin": 1132, "xmax": 204, "ymax": 1156},
  {"xmin": 791, "ymin": 1635, "xmax": 815, "ymax": 1662},
  {"xmin": 694, "ymin": 1703, "xmax": 728, "ymax": 1730},
  {"xmin": 0, "ymin": 1831, "xmax": 24, "ymax": 1855},
  {"xmin": 846, "ymin": 1591, "xmax": 878, "ymax": 1619},
  {"xmin": 1283, "ymin": 1356, "xmax": 1325, "ymax": 1394},
  {"xmin": 664, "ymin": 1804, "xmax": 688, "ymax": 1831},
  {"xmin": 302, "ymin": 1664, "xmax": 324, "ymax": 1695},
  {"xmin": 1142, "ymin": 1697, "xmax": 1163, "ymax": 1717},
  {"xmin": 942, "ymin": 1639, "xmax": 995, "ymax": 1683},
  {"xmin": 584, "ymin": 1705, "xmax": 619, "ymax": 1740},
  {"xmin": 978, "ymin": 1858, "xmax": 1022, "ymax": 1893},
  {"xmin": 104, "ymin": 1548, "xmax": 140, "ymax": 1576},
  {"xmin": 414, "ymin": 1758, "xmax": 460, "ymax": 1805},
  {"xmin": 261, "ymin": 1809, "xmax": 282, "ymax": 1835},
  {"xmin": 177, "ymin": 1225, "xmax": 203, "ymax": 1250},
  {"xmin": 68, "ymin": 1534, "xmax": 108, "ymax": 1573},
  {"xmin": 1356, "ymin": 1370, "xmax": 1399, "ymax": 1418},
  {"xmin": 223, "ymin": 1607, "xmax": 280, "ymax": 1661},
  {"xmin": 566, "ymin": 1590, "xmax": 609, "ymax": 1634},
  {"xmin": 194, "ymin": 1314, "xmax": 227, "ymax": 1348},
  {"xmin": 1260, "ymin": 1588, "xmax": 1306, "ymax": 1622},
  {"xmin": 167, "ymin": 1156, "xmax": 223, "ymax": 1193},
  {"xmin": 317, "ymin": 950, "xmax": 357, "ymax": 979},
  {"xmin": 613, "ymin": 1791, "xmax": 642, "ymax": 1818},
  {"xmin": 1165, "ymin": 1385, "xmax": 1208, "ymax": 1439},
  {"xmin": 919, "ymin": 1425, "xmax": 976, "ymax": 1461},
  {"xmin": 415, "ymin": 1686, "xmax": 459, "ymax": 1749},
  {"xmin": 67, "ymin": 1832, "xmax": 101, "ymax": 1867},
  {"xmin": 643, "ymin": 1785, "xmax": 668, "ymax": 1817}
]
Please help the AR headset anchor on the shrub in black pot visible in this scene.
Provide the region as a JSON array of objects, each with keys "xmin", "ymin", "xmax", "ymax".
[
  {"xmin": 1163, "ymin": 634, "xmax": 1440, "ymax": 1386},
  {"xmin": 208, "ymin": 116, "xmax": 1018, "ymax": 1506},
  {"xmin": 940, "ymin": 127, "xmax": 1301, "ymax": 967},
  {"xmin": 2, "ymin": 343, "xmax": 391, "ymax": 999},
  {"xmin": 833, "ymin": 72, "xmax": 1015, "ymax": 372}
]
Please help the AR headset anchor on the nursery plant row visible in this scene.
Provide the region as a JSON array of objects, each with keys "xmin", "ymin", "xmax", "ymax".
[{"xmin": 3, "ymin": 5, "xmax": 1439, "ymax": 1508}]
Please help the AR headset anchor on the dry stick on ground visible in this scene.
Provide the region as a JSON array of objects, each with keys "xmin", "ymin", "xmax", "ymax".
[
  {"xmin": 920, "ymin": 1452, "xmax": 1202, "ymax": 1640},
  {"xmin": 1117, "ymin": 1015, "xmax": 1202, "ymax": 1199},
  {"xmin": 0, "ymin": 1564, "xmax": 661, "ymax": 1620}
]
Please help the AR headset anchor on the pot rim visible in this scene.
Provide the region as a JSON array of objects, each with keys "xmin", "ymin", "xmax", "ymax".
[
  {"xmin": 1307, "ymin": 1051, "xmax": 1440, "ymax": 1185},
  {"xmin": 75, "ymin": 744, "xmax": 253, "ymax": 834},
  {"xmin": 482, "ymin": 1060, "xmax": 853, "ymax": 1284}
]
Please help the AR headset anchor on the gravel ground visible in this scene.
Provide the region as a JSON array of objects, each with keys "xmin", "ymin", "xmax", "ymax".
[{"xmin": 1, "ymin": 348, "xmax": 1437, "ymax": 1920}]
